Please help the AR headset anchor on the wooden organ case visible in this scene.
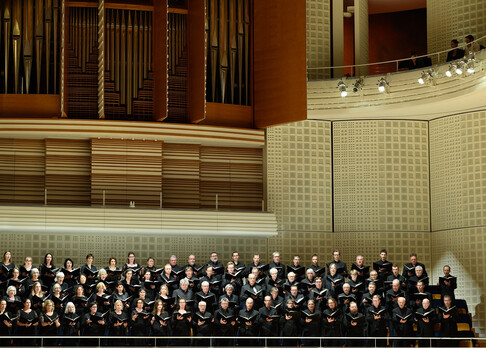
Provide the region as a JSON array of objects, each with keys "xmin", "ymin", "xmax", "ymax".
[{"xmin": 0, "ymin": 0, "xmax": 306, "ymax": 128}]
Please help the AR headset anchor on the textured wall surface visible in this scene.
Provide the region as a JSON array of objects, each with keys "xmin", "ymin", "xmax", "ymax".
[
  {"xmin": 431, "ymin": 228, "xmax": 486, "ymax": 336},
  {"xmin": 333, "ymin": 120, "xmax": 430, "ymax": 232},
  {"xmin": 266, "ymin": 120, "xmax": 333, "ymax": 232},
  {"xmin": 3, "ymin": 113, "xmax": 486, "ymax": 336},
  {"xmin": 306, "ymin": 0, "xmax": 331, "ymax": 80},
  {"xmin": 430, "ymin": 111, "xmax": 486, "ymax": 231},
  {"xmin": 430, "ymin": 111, "xmax": 486, "ymax": 336},
  {"xmin": 427, "ymin": 0, "xmax": 486, "ymax": 62}
]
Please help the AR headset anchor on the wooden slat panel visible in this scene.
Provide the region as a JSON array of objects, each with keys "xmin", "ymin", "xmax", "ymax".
[
  {"xmin": 187, "ymin": 0, "xmax": 206, "ymax": 123},
  {"xmin": 91, "ymin": 138, "xmax": 163, "ymax": 207},
  {"xmin": 45, "ymin": 139, "xmax": 91, "ymax": 205},
  {"xmin": 0, "ymin": 205, "xmax": 278, "ymax": 237},
  {"xmin": 200, "ymin": 146, "xmax": 263, "ymax": 210},
  {"xmin": 0, "ymin": 138, "xmax": 45, "ymax": 204},
  {"xmin": 162, "ymin": 143, "xmax": 200, "ymax": 208},
  {"xmin": 253, "ymin": 0, "xmax": 307, "ymax": 128}
]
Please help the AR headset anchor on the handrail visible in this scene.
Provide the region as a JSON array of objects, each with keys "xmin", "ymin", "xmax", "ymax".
[
  {"xmin": 307, "ymin": 35, "xmax": 486, "ymax": 71},
  {"xmin": 3, "ymin": 335, "xmax": 478, "ymax": 342}
]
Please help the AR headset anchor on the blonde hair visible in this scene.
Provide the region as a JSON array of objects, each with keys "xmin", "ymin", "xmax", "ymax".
[
  {"xmin": 43, "ymin": 299, "xmax": 54, "ymax": 312},
  {"xmin": 31, "ymin": 282, "xmax": 43, "ymax": 297}
]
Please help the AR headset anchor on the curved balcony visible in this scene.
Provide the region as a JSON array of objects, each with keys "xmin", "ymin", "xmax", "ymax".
[{"xmin": 307, "ymin": 39, "xmax": 486, "ymax": 120}]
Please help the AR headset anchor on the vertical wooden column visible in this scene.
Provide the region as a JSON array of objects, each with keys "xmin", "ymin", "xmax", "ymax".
[
  {"xmin": 187, "ymin": 0, "xmax": 206, "ymax": 123},
  {"xmin": 332, "ymin": 0, "xmax": 344, "ymax": 78},
  {"xmin": 61, "ymin": 0, "xmax": 67, "ymax": 116},
  {"xmin": 253, "ymin": 0, "xmax": 307, "ymax": 128},
  {"xmin": 354, "ymin": 0, "xmax": 369, "ymax": 76},
  {"xmin": 98, "ymin": 0, "xmax": 105, "ymax": 118},
  {"xmin": 153, "ymin": 0, "xmax": 168, "ymax": 121}
]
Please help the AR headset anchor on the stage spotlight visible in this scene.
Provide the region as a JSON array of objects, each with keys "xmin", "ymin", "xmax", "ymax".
[
  {"xmin": 445, "ymin": 64, "xmax": 455, "ymax": 77},
  {"xmin": 418, "ymin": 70, "xmax": 436, "ymax": 85},
  {"xmin": 352, "ymin": 78, "xmax": 364, "ymax": 93},
  {"xmin": 338, "ymin": 80, "xmax": 348, "ymax": 97},
  {"xmin": 466, "ymin": 58, "xmax": 476, "ymax": 73},
  {"xmin": 377, "ymin": 77, "xmax": 388, "ymax": 93},
  {"xmin": 418, "ymin": 72, "xmax": 429, "ymax": 85},
  {"xmin": 455, "ymin": 60, "xmax": 465, "ymax": 75}
]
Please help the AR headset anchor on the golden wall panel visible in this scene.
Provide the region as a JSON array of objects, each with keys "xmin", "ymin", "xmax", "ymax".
[
  {"xmin": 306, "ymin": 0, "xmax": 331, "ymax": 80},
  {"xmin": 431, "ymin": 228, "xmax": 486, "ymax": 336},
  {"xmin": 333, "ymin": 120, "xmax": 430, "ymax": 232},
  {"xmin": 266, "ymin": 120, "xmax": 333, "ymax": 232},
  {"xmin": 430, "ymin": 111, "xmax": 486, "ymax": 231}
]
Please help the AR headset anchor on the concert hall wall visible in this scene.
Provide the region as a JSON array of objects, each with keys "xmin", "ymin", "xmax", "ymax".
[{"xmin": 1, "ymin": 111, "xmax": 486, "ymax": 334}]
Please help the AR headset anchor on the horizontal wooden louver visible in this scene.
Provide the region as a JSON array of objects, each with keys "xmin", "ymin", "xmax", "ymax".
[
  {"xmin": 162, "ymin": 143, "xmax": 200, "ymax": 208},
  {"xmin": 45, "ymin": 139, "xmax": 91, "ymax": 205},
  {"xmin": 0, "ymin": 138, "xmax": 45, "ymax": 204},
  {"xmin": 200, "ymin": 146, "xmax": 263, "ymax": 210},
  {"xmin": 91, "ymin": 138, "xmax": 163, "ymax": 207}
]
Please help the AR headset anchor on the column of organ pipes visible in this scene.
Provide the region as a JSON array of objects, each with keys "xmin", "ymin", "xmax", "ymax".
[
  {"xmin": 69, "ymin": 7, "xmax": 97, "ymax": 73},
  {"xmin": 167, "ymin": 12, "xmax": 186, "ymax": 75},
  {"xmin": 104, "ymin": 9, "xmax": 152, "ymax": 116},
  {"xmin": 206, "ymin": 0, "xmax": 249, "ymax": 105},
  {"xmin": 1, "ymin": 0, "xmax": 60, "ymax": 94}
]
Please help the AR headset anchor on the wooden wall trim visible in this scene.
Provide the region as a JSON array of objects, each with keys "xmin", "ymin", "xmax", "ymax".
[
  {"xmin": 0, "ymin": 95, "xmax": 61, "ymax": 118},
  {"xmin": 0, "ymin": 205, "xmax": 278, "ymax": 237},
  {"xmin": 203, "ymin": 103, "xmax": 253, "ymax": 128},
  {"xmin": 0, "ymin": 119, "xmax": 264, "ymax": 147}
]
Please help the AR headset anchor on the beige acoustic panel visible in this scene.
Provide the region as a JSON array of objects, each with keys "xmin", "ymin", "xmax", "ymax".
[
  {"xmin": 0, "ymin": 138, "xmax": 45, "ymax": 204},
  {"xmin": 162, "ymin": 143, "xmax": 201, "ymax": 209},
  {"xmin": 354, "ymin": 0, "xmax": 369, "ymax": 76},
  {"xmin": 333, "ymin": 231, "xmax": 432, "ymax": 273},
  {"xmin": 91, "ymin": 138, "xmax": 163, "ymax": 207},
  {"xmin": 45, "ymin": 139, "xmax": 91, "ymax": 205},
  {"xmin": 306, "ymin": 0, "xmax": 331, "ymax": 80},
  {"xmin": 266, "ymin": 120, "xmax": 332, "ymax": 232},
  {"xmin": 199, "ymin": 146, "xmax": 263, "ymax": 210},
  {"xmin": 333, "ymin": 120, "xmax": 430, "ymax": 232},
  {"xmin": 268, "ymin": 231, "xmax": 334, "ymax": 266},
  {"xmin": 430, "ymin": 111, "xmax": 486, "ymax": 231},
  {"xmin": 431, "ymin": 228, "xmax": 486, "ymax": 336},
  {"xmin": 427, "ymin": 0, "xmax": 486, "ymax": 63}
]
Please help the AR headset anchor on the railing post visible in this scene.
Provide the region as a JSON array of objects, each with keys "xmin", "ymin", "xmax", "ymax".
[
  {"xmin": 160, "ymin": 192, "xmax": 163, "ymax": 209},
  {"xmin": 44, "ymin": 188, "xmax": 47, "ymax": 205},
  {"xmin": 262, "ymin": 199, "xmax": 265, "ymax": 212},
  {"xmin": 102, "ymin": 190, "xmax": 105, "ymax": 206},
  {"xmin": 215, "ymin": 194, "xmax": 218, "ymax": 211}
]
